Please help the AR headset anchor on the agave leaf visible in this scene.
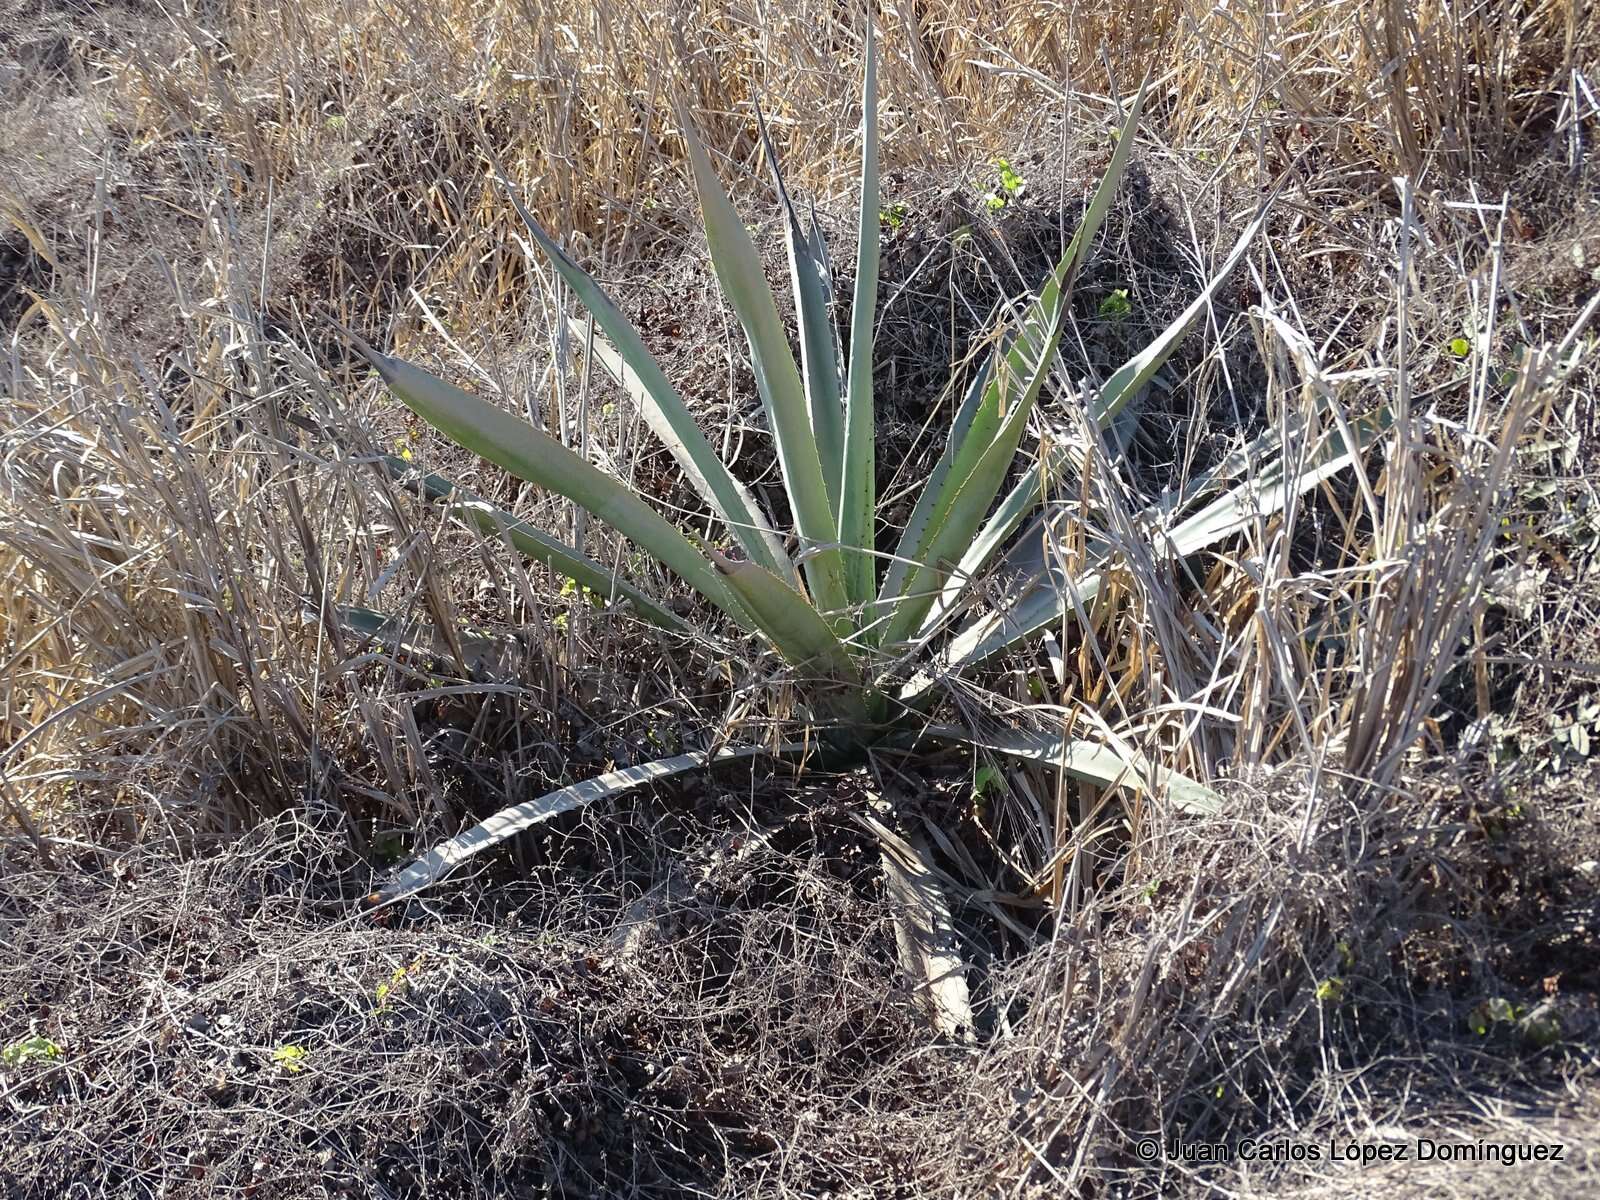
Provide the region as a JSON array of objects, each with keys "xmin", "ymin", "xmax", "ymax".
[
  {"xmin": 875, "ymin": 351, "xmax": 1000, "ymax": 624},
  {"xmin": 755, "ymin": 105, "xmax": 845, "ymax": 514},
  {"xmin": 500, "ymin": 190, "xmax": 793, "ymax": 581},
  {"xmin": 357, "ymin": 345, "xmax": 753, "ymax": 631},
  {"xmin": 679, "ymin": 113, "xmax": 851, "ymax": 623},
  {"xmin": 920, "ymin": 357, "xmax": 1336, "ymax": 646},
  {"xmin": 570, "ymin": 323, "xmax": 795, "ymax": 582},
  {"xmin": 920, "ymin": 391, "xmax": 1349, "ymax": 640},
  {"xmin": 867, "ymin": 817, "xmax": 974, "ymax": 1040},
  {"xmin": 918, "ymin": 442, "xmax": 1073, "ymax": 638},
  {"xmin": 839, "ymin": 17, "xmax": 881, "ymax": 610},
  {"xmin": 1024, "ymin": 76, "xmax": 1149, "ymax": 341},
  {"xmin": 334, "ymin": 604, "xmax": 510, "ymax": 670},
  {"xmin": 877, "ymin": 81, "xmax": 1147, "ymax": 642},
  {"xmin": 1164, "ymin": 405, "xmax": 1393, "ymax": 556},
  {"xmin": 338, "ymin": 604, "xmax": 408, "ymax": 640},
  {"xmin": 905, "ymin": 402, "xmax": 1390, "ymax": 701},
  {"xmin": 900, "ymin": 563, "xmax": 1109, "ymax": 702},
  {"xmin": 382, "ymin": 455, "xmax": 687, "ymax": 631},
  {"xmin": 878, "ymin": 346, "xmax": 1064, "ymax": 650},
  {"xmin": 374, "ymin": 743, "xmax": 807, "ymax": 903},
  {"xmin": 929, "ymin": 723, "xmax": 1219, "ymax": 816},
  {"xmin": 712, "ymin": 552, "xmax": 860, "ymax": 682}
]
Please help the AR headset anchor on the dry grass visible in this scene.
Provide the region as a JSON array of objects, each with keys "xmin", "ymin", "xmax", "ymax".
[
  {"xmin": 2, "ymin": 0, "xmax": 1600, "ymax": 1194},
  {"xmin": 4, "ymin": 743, "xmax": 1596, "ymax": 1196}
]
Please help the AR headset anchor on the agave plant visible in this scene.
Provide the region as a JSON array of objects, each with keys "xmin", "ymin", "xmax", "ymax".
[{"xmin": 355, "ymin": 45, "xmax": 1378, "ymax": 903}]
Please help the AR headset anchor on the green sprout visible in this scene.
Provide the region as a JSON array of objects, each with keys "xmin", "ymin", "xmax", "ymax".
[
  {"xmin": 2, "ymin": 1035, "xmax": 62, "ymax": 1069},
  {"xmin": 272, "ymin": 1044, "xmax": 308, "ymax": 1073},
  {"xmin": 971, "ymin": 764, "xmax": 1003, "ymax": 800},
  {"xmin": 1098, "ymin": 288, "xmax": 1133, "ymax": 320},
  {"xmin": 376, "ymin": 956, "xmax": 426, "ymax": 1012},
  {"xmin": 982, "ymin": 158, "xmax": 1026, "ymax": 211},
  {"xmin": 560, "ymin": 576, "xmax": 604, "ymax": 608},
  {"xmin": 879, "ymin": 202, "xmax": 909, "ymax": 230}
]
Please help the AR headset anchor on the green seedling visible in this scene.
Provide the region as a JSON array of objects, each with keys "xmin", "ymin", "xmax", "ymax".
[
  {"xmin": 982, "ymin": 158, "xmax": 1026, "ymax": 211},
  {"xmin": 1099, "ymin": 288, "xmax": 1133, "ymax": 320},
  {"xmin": 2, "ymin": 1035, "xmax": 62, "ymax": 1069}
]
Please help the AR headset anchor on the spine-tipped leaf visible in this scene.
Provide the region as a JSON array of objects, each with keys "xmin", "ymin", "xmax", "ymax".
[
  {"xmin": 946, "ymin": 724, "xmax": 1219, "ymax": 816},
  {"xmin": 500, "ymin": 192, "xmax": 793, "ymax": 582},
  {"xmin": 876, "ymin": 80, "xmax": 1147, "ymax": 645},
  {"xmin": 680, "ymin": 113, "xmax": 852, "ymax": 623},
  {"xmin": 839, "ymin": 18, "xmax": 881, "ymax": 610},
  {"xmin": 382, "ymin": 455, "xmax": 688, "ymax": 631},
  {"xmin": 375, "ymin": 742, "xmax": 808, "ymax": 902},
  {"xmin": 359, "ymin": 347, "xmax": 751, "ymax": 630},
  {"xmin": 917, "ymin": 442, "xmax": 1072, "ymax": 638},
  {"xmin": 904, "ymin": 402, "xmax": 1390, "ymax": 701},
  {"xmin": 755, "ymin": 105, "xmax": 846, "ymax": 514}
]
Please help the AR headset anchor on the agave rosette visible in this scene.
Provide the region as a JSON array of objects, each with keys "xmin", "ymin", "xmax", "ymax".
[{"xmin": 355, "ymin": 37, "xmax": 1381, "ymax": 900}]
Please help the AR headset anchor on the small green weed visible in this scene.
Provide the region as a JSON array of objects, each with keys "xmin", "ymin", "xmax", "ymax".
[
  {"xmin": 2, "ymin": 1035, "xmax": 62, "ymax": 1069},
  {"xmin": 1098, "ymin": 288, "xmax": 1132, "ymax": 320},
  {"xmin": 982, "ymin": 158, "xmax": 1026, "ymax": 211},
  {"xmin": 1468, "ymin": 997, "xmax": 1562, "ymax": 1046},
  {"xmin": 376, "ymin": 956, "xmax": 426, "ymax": 1013}
]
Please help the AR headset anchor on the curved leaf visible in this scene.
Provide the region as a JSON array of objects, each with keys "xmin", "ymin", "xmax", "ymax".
[
  {"xmin": 499, "ymin": 189, "xmax": 793, "ymax": 581},
  {"xmin": 905, "ymin": 402, "xmax": 1390, "ymax": 701},
  {"xmin": 928, "ymin": 723, "xmax": 1219, "ymax": 815},
  {"xmin": 680, "ymin": 113, "xmax": 851, "ymax": 622},
  {"xmin": 917, "ymin": 442, "xmax": 1073, "ymax": 638},
  {"xmin": 840, "ymin": 17, "xmax": 881, "ymax": 609},
  {"xmin": 755, "ymin": 105, "xmax": 845, "ymax": 514},
  {"xmin": 357, "ymin": 345, "xmax": 752, "ymax": 630},
  {"xmin": 383, "ymin": 455, "xmax": 687, "ymax": 631},
  {"xmin": 877, "ymin": 80, "xmax": 1148, "ymax": 642},
  {"xmin": 712, "ymin": 551, "xmax": 859, "ymax": 680},
  {"xmin": 374, "ymin": 743, "xmax": 807, "ymax": 903}
]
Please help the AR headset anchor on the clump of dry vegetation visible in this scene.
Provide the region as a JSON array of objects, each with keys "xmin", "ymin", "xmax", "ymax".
[{"xmin": 3, "ymin": 0, "xmax": 1599, "ymax": 1196}]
